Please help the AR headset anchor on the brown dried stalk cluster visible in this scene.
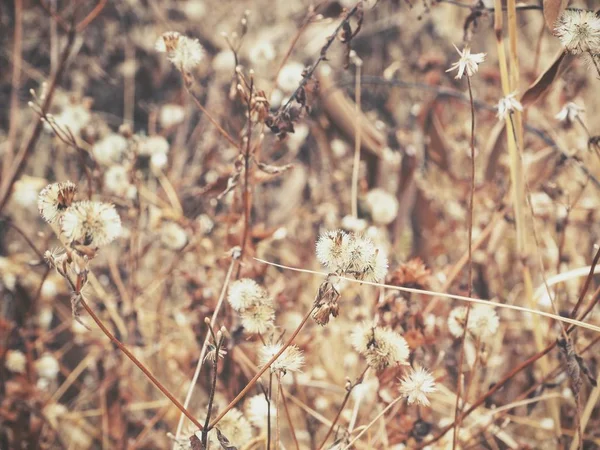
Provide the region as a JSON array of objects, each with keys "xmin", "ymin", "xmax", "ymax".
[{"xmin": 2, "ymin": 1, "xmax": 600, "ymax": 450}]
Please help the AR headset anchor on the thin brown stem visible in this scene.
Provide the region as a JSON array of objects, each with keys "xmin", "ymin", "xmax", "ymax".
[
  {"xmin": 266, "ymin": 371, "xmax": 273, "ymax": 450},
  {"xmin": 208, "ymin": 305, "xmax": 316, "ymax": 429},
  {"xmin": 318, "ymin": 366, "xmax": 369, "ymax": 449},
  {"xmin": 78, "ymin": 296, "xmax": 203, "ymax": 430},
  {"xmin": 201, "ymin": 335, "xmax": 223, "ymax": 447},
  {"xmin": 451, "ymin": 74, "xmax": 476, "ymax": 450},
  {"xmin": 280, "ymin": 378, "xmax": 300, "ymax": 450}
]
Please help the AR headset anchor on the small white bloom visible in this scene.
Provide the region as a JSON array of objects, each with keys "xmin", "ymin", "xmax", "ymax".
[
  {"xmin": 60, "ymin": 201, "xmax": 122, "ymax": 248},
  {"xmin": 228, "ymin": 278, "xmax": 269, "ymax": 311},
  {"xmin": 556, "ymin": 102, "xmax": 585, "ymax": 124},
  {"xmin": 448, "ymin": 306, "xmax": 468, "ymax": 338},
  {"xmin": 35, "ymin": 352, "xmax": 60, "ymax": 380},
  {"xmin": 156, "ymin": 32, "xmax": 204, "ymax": 72},
  {"xmin": 554, "ymin": 9, "xmax": 600, "ymax": 55},
  {"xmin": 366, "ymin": 188, "xmax": 399, "ymax": 225},
  {"xmin": 399, "ymin": 367, "xmax": 437, "ymax": 406},
  {"xmin": 245, "ymin": 394, "xmax": 276, "ymax": 430},
  {"xmin": 139, "ymin": 135, "xmax": 170, "ymax": 156},
  {"xmin": 5, "ymin": 350, "xmax": 27, "ymax": 374},
  {"xmin": 277, "ymin": 61, "xmax": 305, "ymax": 92},
  {"xmin": 12, "ymin": 176, "xmax": 47, "ymax": 208},
  {"xmin": 38, "ymin": 181, "xmax": 77, "ymax": 223},
  {"xmin": 446, "ymin": 45, "xmax": 486, "ymax": 79},
  {"xmin": 150, "ymin": 152, "xmax": 169, "ymax": 173},
  {"xmin": 316, "ymin": 230, "xmax": 351, "ymax": 272},
  {"xmin": 104, "ymin": 165, "xmax": 136, "ymax": 199},
  {"xmin": 159, "ymin": 103, "xmax": 186, "ymax": 128},
  {"xmin": 160, "ymin": 221, "xmax": 188, "ymax": 250},
  {"xmin": 259, "ymin": 344, "xmax": 304, "ymax": 375},
  {"xmin": 468, "ymin": 304, "xmax": 499, "ymax": 337},
  {"xmin": 351, "ymin": 323, "xmax": 410, "ymax": 370},
  {"xmin": 240, "ymin": 302, "xmax": 275, "ymax": 334},
  {"xmin": 496, "ymin": 92, "xmax": 523, "ymax": 119},
  {"xmin": 92, "ymin": 133, "xmax": 129, "ymax": 166}
]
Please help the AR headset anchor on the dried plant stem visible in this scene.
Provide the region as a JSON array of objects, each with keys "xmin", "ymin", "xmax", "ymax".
[
  {"xmin": 4, "ymin": 0, "xmax": 22, "ymax": 181},
  {"xmin": 78, "ymin": 296, "xmax": 203, "ymax": 430},
  {"xmin": 254, "ymin": 258, "xmax": 600, "ymax": 333},
  {"xmin": 351, "ymin": 61, "xmax": 362, "ymax": 218},
  {"xmin": 280, "ymin": 376, "xmax": 300, "ymax": 450},
  {"xmin": 266, "ymin": 371, "xmax": 273, "ymax": 450},
  {"xmin": 185, "ymin": 86, "xmax": 239, "ymax": 148},
  {"xmin": 208, "ymin": 305, "xmax": 317, "ymax": 429},
  {"xmin": 452, "ymin": 74, "xmax": 476, "ymax": 450},
  {"xmin": 276, "ymin": 375, "xmax": 282, "ymax": 450},
  {"xmin": 201, "ymin": 334, "xmax": 223, "ymax": 448},
  {"xmin": 318, "ymin": 366, "xmax": 369, "ymax": 449},
  {"xmin": 239, "ymin": 82, "xmax": 254, "ymax": 268},
  {"xmin": 0, "ymin": 26, "xmax": 76, "ymax": 214},
  {"xmin": 569, "ymin": 371, "xmax": 600, "ymax": 450},
  {"xmin": 173, "ymin": 252, "xmax": 238, "ymax": 443},
  {"xmin": 341, "ymin": 393, "xmax": 404, "ymax": 450}
]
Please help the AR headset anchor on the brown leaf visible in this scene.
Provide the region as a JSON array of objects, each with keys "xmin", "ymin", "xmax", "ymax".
[
  {"xmin": 521, "ymin": 50, "xmax": 573, "ymax": 107},
  {"xmin": 542, "ymin": 0, "xmax": 568, "ymax": 30}
]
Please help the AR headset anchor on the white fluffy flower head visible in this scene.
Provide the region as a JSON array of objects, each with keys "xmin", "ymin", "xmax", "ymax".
[
  {"xmin": 60, "ymin": 201, "xmax": 122, "ymax": 248},
  {"xmin": 446, "ymin": 45, "xmax": 486, "ymax": 79},
  {"xmin": 366, "ymin": 188, "xmax": 399, "ymax": 225},
  {"xmin": 351, "ymin": 323, "xmax": 410, "ymax": 370},
  {"xmin": 155, "ymin": 31, "xmax": 204, "ymax": 72},
  {"xmin": 556, "ymin": 102, "xmax": 585, "ymax": 124},
  {"xmin": 5, "ymin": 350, "xmax": 27, "ymax": 374},
  {"xmin": 554, "ymin": 9, "xmax": 600, "ymax": 54},
  {"xmin": 228, "ymin": 278, "xmax": 269, "ymax": 311},
  {"xmin": 259, "ymin": 343, "xmax": 304, "ymax": 375},
  {"xmin": 245, "ymin": 394, "xmax": 276, "ymax": 430},
  {"xmin": 399, "ymin": 367, "xmax": 437, "ymax": 406},
  {"xmin": 496, "ymin": 92, "xmax": 523, "ymax": 119},
  {"xmin": 38, "ymin": 181, "xmax": 77, "ymax": 223},
  {"xmin": 240, "ymin": 302, "xmax": 275, "ymax": 334}
]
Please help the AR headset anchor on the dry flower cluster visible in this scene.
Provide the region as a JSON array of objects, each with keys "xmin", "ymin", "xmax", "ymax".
[{"xmin": 2, "ymin": 1, "xmax": 600, "ymax": 449}]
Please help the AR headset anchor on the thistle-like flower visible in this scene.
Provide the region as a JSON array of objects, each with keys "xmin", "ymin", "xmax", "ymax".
[
  {"xmin": 259, "ymin": 343, "xmax": 304, "ymax": 375},
  {"xmin": 5, "ymin": 350, "xmax": 27, "ymax": 374},
  {"xmin": 316, "ymin": 230, "xmax": 351, "ymax": 271},
  {"xmin": 60, "ymin": 201, "xmax": 122, "ymax": 248},
  {"xmin": 496, "ymin": 92, "xmax": 523, "ymax": 119},
  {"xmin": 351, "ymin": 323, "xmax": 410, "ymax": 370},
  {"xmin": 227, "ymin": 278, "xmax": 269, "ymax": 311},
  {"xmin": 556, "ymin": 102, "xmax": 585, "ymax": 125},
  {"xmin": 446, "ymin": 45, "xmax": 486, "ymax": 79},
  {"xmin": 240, "ymin": 302, "xmax": 275, "ymax": 334},
  {"xmin": 155, "ymin": 31, "xmax": 204, "ymax": 72},
  {"xmin": 447, "ymin": 306, "xmax": 469, "ymax": 338},
  {"xmin": 554, "ymin": 9, "xmax": 600, "ymax": 55},
  {"xmin": 399, "ymin": 367, "xmax": 437, "ymax": 406},
  {"xmin": 468, "ymin": 304, "xmax": 499, "ymax": 337},
  {"xmin": 38, "ymin": 181, "xmax": 77, "ymax": 223}
]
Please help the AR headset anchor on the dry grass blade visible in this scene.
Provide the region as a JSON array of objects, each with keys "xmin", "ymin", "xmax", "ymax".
[
  {"xmin": 542, "ymin": 0, "xmax": 568, "ymax": 30},
  {"xmin": 521, "ymin": 49, "xmax": 572, "ymax": 107}
]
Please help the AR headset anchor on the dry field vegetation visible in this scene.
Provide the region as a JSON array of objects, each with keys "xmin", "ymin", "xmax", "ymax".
[{"xmin": 2, "ymin": 0, "xmax": 600, "ymax": 448}]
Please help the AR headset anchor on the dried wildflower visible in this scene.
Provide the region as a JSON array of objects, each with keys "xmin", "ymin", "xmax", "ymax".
[
  {"xmin": 159, "ymin": 103, "xmax": 186, "ymax": 128},
  {"xmin": 316, "ymin": 230, "xmax": 351, "ymax": 271},
  {"xmin": 447, "ymin": 306, "xmax": 468, "ymax": 338},
  {"xmin": 366, "ymin": 188, "xmax": 399, "ymax": 225},
  {"xmin": 38, "ymin": 181, "xmax": 77, "ymax": 223},
  {"xmin": 209, "ymin": 408, "xmax": 253, "ymax": 448},
  {"xmin": 92, "ymin": 133, "xmax": 128, "ymax": 166},
  {"xmin": 554, "ymin": 9, "xmax": 600, "ymax": 55},
  {"xmin": 345, "ymin": 234, "xmax": 388, "ymax": 282},
  {"xmin": 138, "ymin": 135, "xmax": 170, "ymax": 156},
  {"xmin": 468, "ymin": 304, "xmax": 499, "ymax": 337},
  {"xmin": 446, "ymin": 45, "xmax": 486, "ymax": 79},
  {"xmin": 35, "ymin": 353, "xmax": 60, "ymax": 380},
  {"xmin": 228, "ymin": 278, "xmax": 268, "ymax": 311},
  {"xmin": 104, "ymin": 166, "xmax": 136, "ymax": 199},
  {"xmin": 5, "ymin": 350, "xmax": 27, "ymax": 374},
  {"xmin": 556, "ymin": 102, "xmax": 585, "ymax": 125},
  {"xmin": 312, "ymin": 280, "xmax": 340, "ymax": 326},
  {"xmin": 390, "ymin": 258, "xmax": 430, "ymax": 288},
  {"xmin": 245, "ymin": 394, "xmax": 276, "ymax": 430},
  {"xmin": 60, "ymin": 201, "xmax": 122, "ymax": 248},
  {"xmin": 155, "ymin": 31, "xmax": 204, "ymax": 72},
  {"xmin": 277, "ymin": 61, "xmax": 305, "ymax": 92},
  {"xmin": 240, "ymin": 302, "xmax": 275, "ymax": 334},
  {"xmin": 12, "ymin": 176, "xmax": 47, "ymax": 208},
  {"xmin": 351, "ymin": 323, "xmax": 410, "ymax": 370},
  {"xmin": 204, "ymin": 343, "xmax": 227, "ymax": 364},
  {"xmin": 160, "ymin": 221, "xmax": 188, "ymax": 250},
  {"xmin": 399, "ymin": 367, "xmax": 437, "ymax": 406},
  {"xmin": 496, "ymin": 92, "xmax": 523, "ymax": 118},
  {"xmin": 259, "ymin": 343, "xmax": 304, "ymax": 375}
]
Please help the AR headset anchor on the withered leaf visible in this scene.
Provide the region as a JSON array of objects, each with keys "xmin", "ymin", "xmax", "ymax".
[
  {"xmin": 216, "ymin": 429, "xmax": 238, "ymax": 450},
  {"xmin": 189, "ymin": 434, "xmax": 204, "ymax": 450},
  {"xmin": 521, "ymin": 50, "xmax": 572, "ymax": 107}
]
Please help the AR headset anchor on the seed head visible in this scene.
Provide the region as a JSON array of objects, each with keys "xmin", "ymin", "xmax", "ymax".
[
  {"xmin": 496, "ymin": 92, "xmax": 523, "ymax": 119},
  {"xmin": 446, "ymin": 45, "xmax": 486, "ymax": 79},
  {"xmin": 399, "ymin": 367, "xmax": 437, "ymax": 406},
  {"xmin": 554, "ymin": 9, "xmax": 600, "ymax": 55},
  {"xmin": 366, "ymin": 188, "xmax": 399, "ymax": 225},
  {"xmin": 38, "ymin": 181, "xmax": 77, "ymax": 223},
  {"xmin": 228, "ymin": 278, "xmax": 269, "ymax": 311},
  {"xmin": 240, "ymin": 302, "xmax": 275, "ymax": 334},
  {"xmin": 60, "ymin": 201, "xmax": 122, "ymax": 248},
  {"xmin": 259, "ymin": 343, "xmax": 304, "ymax": 375},
  {"xmin": 316, "ymin": 230, "xmax": 351, "ymax": 272},
  {"xmin": 448, "ymin": 306, "xmax": 468, "ymax": 338},
  {"xmin": 351, "ymin": 323, "xmax": 410, "ymax": 370},
  {"xmin": 5, "ymin": 350, "xmax": 27, "ymax": 374},
  {"xmin": 155, "ymin": 32, "xmax": 204, "ymax": 72}
]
